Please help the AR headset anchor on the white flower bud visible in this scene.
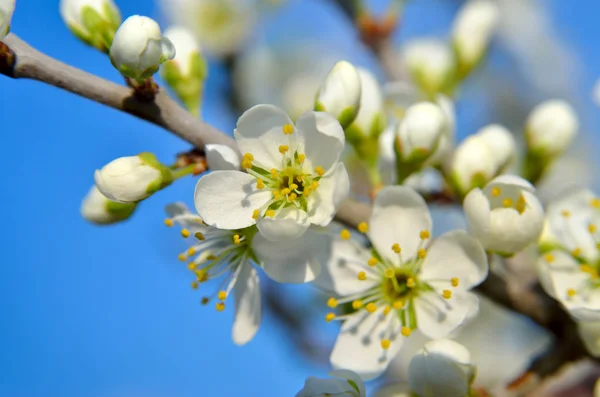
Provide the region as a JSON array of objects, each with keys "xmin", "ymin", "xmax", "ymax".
[
  {"xmin": 395, "ymin": 102, "xmax": 446, "ymax": 163},
  {"xmin": 463, "ymin": 175, "xmax": 545, "ymax": 254},
  {"xmin": 452, "ymin": 0, "xmax": 499, "ymax": 76},
  {"xmin": 427, "ymin": 95, "xmax": 456, "ymax": 166},
  {"xmin": 60, "ymin": 0, "xmax": 121, "ymax": 52},
  {"xmin": 408, "ymin": 339, "xmax": 475, "ymax": 397},
  {"xmin": 0, "ymin": 0, "xmax": 16, "ymax": 39},
  {"xmin": 347, "ymin": 69, "xmax": 386, "ymax": 138},
  {"xmin": 449, "ymin": 135, "xmax": 496, "ymax": 195},
  {"xmin": 315, "ymin": 61, "xmax": 362, "ymax": 129},
  {"xmin": 476, "ymin": 124, "xmax": 516, "ymax": 171},
  {"xmin": 525, "ymin": 99, "xmax": 579, "ymax": 156},
  {"xmin": 161, "ymin": 26, "xmax": 207, "ymax": 115},
  {"xmin": 401, "ymin": 38, "xmax": 455, "ymax": 96},
  {"xmin": 80, "ymin": 186, "xmax": 137, "ymax": 225},
  {"xmin": 94, "ymin": 153, "xmax": 172, "ymax": 203},
  {"xmin": 110, "ymin": 16, "xmax": 175, "ymax": 80}
]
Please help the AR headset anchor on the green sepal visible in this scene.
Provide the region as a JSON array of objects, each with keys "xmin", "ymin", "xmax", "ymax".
[
  {"xmin": 105, "ymin": 200, "xmax": 137, "ymax": 222},
  {"xmin": 78, "ymin": 5, "xmax": 120, "ymax": 53},
  {"xmin": 138, "ymin": 152, "xmax": 174, "ymax": 196},
  {"xmin": 452, "ymin": 39, "xmax": 488, "ymax": 83},
  {"xmin": 347, "ymin": 380, "xmax": 360, "ymax": 394},
  {"xmin": 393, "ymin": 134, "xmax": 429, "ymax": 185},
  {"xmin": 161, "ymin": 56, "xmax": 207, "ymax": 116},
  {"xmin": 314, "ymin": 101, "xmax": 326, "ymax": 112},
  {"xmin": 337, "ymin": 106, "xmax": 358, "ymax": 129}
]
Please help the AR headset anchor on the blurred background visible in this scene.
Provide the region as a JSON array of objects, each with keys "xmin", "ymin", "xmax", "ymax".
[{"xmin": 1, "ymin": 0, "xmax": 599, "ymax": 396}]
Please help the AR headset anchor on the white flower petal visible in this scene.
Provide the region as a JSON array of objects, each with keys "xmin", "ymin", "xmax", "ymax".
[
  {"xmin": 463, "ymin": 188, "xmax": 491, "ymax": 240},
  {"xmin": 420, "ymin": 231, "xmax": 488, "ymax": 289},
  {"xmin": 416, "ymin": 291, "xmax": 479, "ymax": 339},
  {"xmin": 234, "ymin": 104, "xmax": 297, "ymax": 169},
  {"xmin": 205, "ymin": 144, "xmax": 241, "ymax": 170},
  {"xmin": 307, "ymin": 163, "xmax": 350, "ymax": 226},
  {"xmin": 368, "ymin": 186, "xmax": 432, "ymax": 266},
  {"xmin": 194, "ymin": 170, "xmax": 271, "ymax": 230},
  {"xmin": 257, "ymin": 207, "xmax": 310, "ymax": 242},
  {"xmin": 253, "ymin": 228, "xmax": 328, "ymax": 283},
  {"xmin": 328, "ymin": 369, "xmax": 366, "ymax": 396},
  {"xmin": 549, "ymin": 269, "xmax": 600, "ymax": 321},
  {"xmin": 487, "ymin": 174, "xmax": 535, "ymax": 193},
  {"xmin": 232, "ymin": 262, "xmax": 261, "ymax": 345},
  {"xmin": 331, "ymin": 309, "xmax": 403, "ymax": 380},
  {"xmin": 296, "ymin": 110, "xmax": 345, "ymax": 172},
  {"xmin": 313, "ymin": 238, "xmax": 379, "ymax": 295},
  {"xmin": 577, "ymin": 321, "xmax": 600, "ymax": 357}
]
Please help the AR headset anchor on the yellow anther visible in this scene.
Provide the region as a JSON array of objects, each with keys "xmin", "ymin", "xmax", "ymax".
[
  {"xmin": 243, "ymin": 153, "xmax": 254, "ymax": 161},
  {"xmin": 270, "ymin": 168, "xmax": 279, "ymax": 178},
  {"xmin": 491, "ymin": 187, "xmax": 501, "ymax": 197},
  {"xmin": 233, "ymin": 234, "xmax": 241, "ymax": 245},
  {"xmin": 325, "ymin": 313, "xmax": 336, "ymax": 322},
  {"xmin": 392, "ymin": 300, "xmax": 404, "ymax": 310},
  {"xmin": 451, "ymin": 277, "xmax": 459, "ymax": 287},
  {"xmin": 572, "ymin": 248, "xmax": 583, "ymax": 257},
  {"xmin": 567, "ymin": 288, "xmax": 577, "ymax": 297},
  {"xmin": 201, "ymin": 297, "xmax": 209, "ymax": 305},
  {"xmin": 288, "ymin": 193, "xmax": 297, "ymax": 201},
  {"xmin": 252, "ymin": 209, "xmax": 260, "ymax": 220},
  {"xmin": 420, "ymin": 230, "xmax": 430, "ymax": 240},
  {"xmin": 302, "ymin": 187, "xmax": 312, "ymax": 197},
  {"xmin": 368, "ymin": 257, "xmax": 378, "ymax": 267},
  {"xmin": 562, "ymin": 210, "xmax": 571, "ymax": 217},
  {"xmin": 218, "ymin": 291, "xmax": 227, "ymax": 301},
  {"xmin": 580, "ymin": 264, "xmax": 596, "ymax": 274},
  {"xmin": 516, "ymin": 196, "xmax": 527, "ymax": 214},
  {"xmin": 273, "ymin": 190, "xmax": 281, "ymax": 200},
  {"xmin": 191, "ymin": 281, "xmax": 198, "ymax": 289},
  {"xmin": 407, "ymin": 277, "xmax": 416, "ymax": 288},
  {"xmin": 265, "ymin": 210, "xmax": 276, "ymax": 217},
  {"xmin": 589, "ymin": 224, "xmax": 598, "ymax": 234},
  {"xmin": 357, "ymin": 271, "xmax": 367, "ymax": 281},
  {"xmin": 327, "ymin": 297, "xmax": 338, "ymax": 308},
  {"xmin": 196, "ymin": 270, "xmax": 208, "ymax": 283},
  {"xmin": 417, "ymin": 248, "xmax": 427, "ymax": 259},
  {"xmin": 187, "ymin": 248, "xmax": 196, "ymax": 256},
  {"xmin": 283, "ymin": 124, "xmax": 294, "ymax": 135},
  {"xmin": 383, "ymin": 306, "xmax": 391, "ymax": 315},
  {"xmin": 206, "ymin": 255, "xmax": 217, "ymax": 261},
  {"xmin": 216, "ymin": 302, "xmax": 225, "ymax": 311},
  {"xmin": 187, "ymin": 262, "xmax": 197, "ymax": 271},
  {"xmin": 314, "ymin": 166, "xmax": 325, "ymax": 176},
  {"xmin": 352, "ymin": 300, "xmax": 363, "ymax": 309},
  {"xmin": 256, "ymin": 179, "xmax": 265, "ymax": 189},
  {"xmin": 544, "ymin": 253, "xmax": 555, "ymax": 263},
  {"xmin": 164, "ymin": 218, "xmax": 174, "ymax": 227},
  {"xmin": 241, "ymin": 159, "xmax": 253, "ymax": 169},
  {"xmin": 366, "ymin": 303, "xmax": 377, "ymax": 313},
  {"xmin": 311, "ymin": 181, "xmax": 319, "ymax": 190},
  {"xmin": 392, "ymin": 244, "xmax": 401, "ymax": 254},
  {"xmin": 503, "ymin": 198, "xmax": 514, "ymax": 208},
  {"xmin": 442, "ymin": 289, "xmax": 452, "ymax": 299},
  {"xmin": 289, "ymin": 184, "xmax": 298, "ymax": 191},
  {"xmin": 178, "ymin": 253, "xmax": 187, "ymax": 262},
  {"xmin": 297, "ymin": 154, "xmax": 306, "ymax": 163},
  {"xmin": 281, "ymin": 188, "xmax": 291, "ymax": 195},
  {"xmin": 181, "ymin": 229, "xmax": 191, "ymax": 238},
  {"xmin": 384, "ymin": 268, "xmax": 395, "ymax": 279},
  {"xmin": 401, "ymin": 327, "xmax": 412, "ymax": 337},
  {"xmin": 340, "ymin": 229, "xmax": 351, "ymax": 240},
  {"xmin": 591, "ymin": 198, "xmax": 600, "ymax": 208},
  {"xmin": 195, "ymin": 232, "xmax": 205, "ymax": 240},
  {"xmin": 279, "ymin": 145, "xmax": 289, "ymax": 154},
  {"xmin": 357, "ymin": 222, "xmax": 369, "ymax": 233},
  {"xmin": 381, "ymin": 339, "xmax": 391, "ymax": 349}
]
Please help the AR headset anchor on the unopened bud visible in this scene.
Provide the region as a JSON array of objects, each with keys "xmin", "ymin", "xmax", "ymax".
[
  {"xmin": 94, "ymin": 152, "xmax": 173, "ymax": 203},
  {"xmin": 395, "ymin": 102, "xmax": 446, "ymax": 164},
  {"xmin": 315, "ymin": 60, "xmax": 362, "ymax": 129},
  {"xmin": 81, "ymin": 186, "xmax": 137, "ymax": 225},
  {"xmin": 110, "ymin": 15, "xmax": 175, "ymax": 80},
  {"xmin": 60, "ymin": 0, "xmax": 121, "ymax": 53},
  {"xmin": 449, "ymin": 135, "xmax": 496, "ymax": 196},
  {"xmin": 0, "ymin": 0, "xmax": 15, "ymax": 39},
  {"xmin": 525, "ymin": 99, "xmax": 578, "ymax": 157},
  {"xmin": 401, "ymin": 38, "xmax": 456, "ymax": 97},
  {"xmin": 476, "ymin": 124, "xmax": 516, "ymax": 172}
]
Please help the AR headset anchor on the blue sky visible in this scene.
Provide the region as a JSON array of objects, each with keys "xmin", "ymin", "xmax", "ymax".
[{"xmin": 1, "ymin": 1, "xmax": 599, "ymax": 396}]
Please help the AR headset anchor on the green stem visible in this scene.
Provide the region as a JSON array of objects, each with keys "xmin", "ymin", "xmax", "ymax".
[
  {"xmin": 171, "ymin": 164, "xmax": 198, "ymax": 180},
  {"xmin": 521, "ymin": 150, "xmax": 550, "ymax": 185}
]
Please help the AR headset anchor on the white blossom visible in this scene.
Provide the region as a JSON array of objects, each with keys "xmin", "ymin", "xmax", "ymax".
[
  {"xmin": 316, "ymin": 186, "xmax": 488, "ymax": 379},
  {"xmin": 452, "ymin": 0, "xmax": 500, "ymax": 74},
  {"xmin": 449, "ymin": 135, "xmax": 496, "ymax": 196},
  {"xmin": 315, "ymin": 61, "xmax": 362, "ymax": 129},
  {"xmin": 408, "ymin": 339, "xmax": 475, "ymax": 397},
  {"xmin": 476, "ymin": 124, "xmax": 516, "ymax": 172},
  {"xmin": 463, "ymin": 175, "xmax": 544, "ymax": 254},
  {"xmin": 94, "ymin": 153, "xmax": 172, "ymax": 203},
  {"xmin": 296, "ymin": 370, "xmax": 366, "ymax": 397},
  {"xmin": 525, "ymin": 99, "xmax": 579, "ymax": 157},
  {"xmin": 159, "ymin": 0, "xmax": 255, "ymax": 58},
  {"xmin": 537, "ymin": 189, "xmax": 600, "ymax": 321},
  {"xmin": 194, "ymin": 104, "xmax": 349, "ymax": 244},
  {"xmin": 60, "ymin": 0, "xmax": 121, "ymax": 52},
  {"xmin": 0, "ymin": 0, "xmax": 15, "ymax": 39},
  {"xmin": 205, "ymin": 144, "xmax": 240, "ymax": 171},
  {"xmin": 110, "ymin": 15, "xmax": 175, "ymax": 80},
  {"xmin": 80, "ymin": 186, "xmax": 136, "ymax": 225},
  {"xmin": 346, "ymin": 69, "xmax": 386, "ymax": 139},
  {"xmin": 400, "ymin": 38, "xmax": 455, "ymax": 96},
  {"xmin": 162, "ymin": 26, "xmax": 205, "ymax": 79},
  {"xmin": 394, "ymin": 102, "xmax": 446, "ymax": 163}
]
